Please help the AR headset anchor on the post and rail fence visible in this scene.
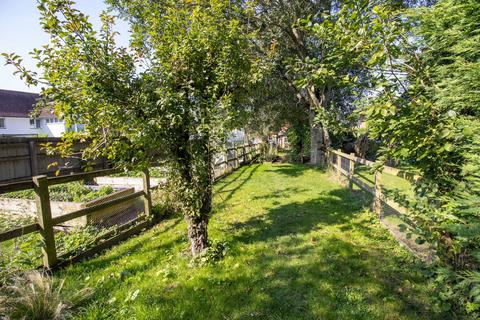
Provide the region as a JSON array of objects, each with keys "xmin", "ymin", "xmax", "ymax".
[
  {"xmin": 0, "ymin": 168, "xmax": 152, "ymax": 269},
  {"xmin": 214, "ymin": 142, "xmax": 262, "ymax": 179},
  {"xmin": 326, "ymin": 148, "xmax": 421, "ymax": 218},
  {"xmin": 0, "ymin": 142, "xmax": 263, "ymax": 270}
]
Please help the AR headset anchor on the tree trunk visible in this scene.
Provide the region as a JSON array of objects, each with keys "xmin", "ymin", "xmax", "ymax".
[
  {"xmin": 243, "ymin": 127, "xmax": 250, "ymax": 145},
  {"xmin": 186, "ymin": 214, "xmax": 209, "ymax": 256},
  {"xmin": 186, "ymin": 137, "xmax": 213, "ymax": 257},
  {"xmin": 307, "ymin": 85, "xmax": 330, "ymax": 166},
  {"xmin": 354, "ymin": 134, "xmax": 369, "ymax": 159},
  {"xmin": 309, "ymin": 108, "xmax": 323, "ymax": 166},
  {"xmin": 186, "ymin": 182, "xmax": 212, "ymax": 256}
]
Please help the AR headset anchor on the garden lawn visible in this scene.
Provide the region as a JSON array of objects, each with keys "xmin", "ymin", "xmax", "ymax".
[{"xmin": 61, "ymin": 163, "xmax": 442, "ymax": 320}]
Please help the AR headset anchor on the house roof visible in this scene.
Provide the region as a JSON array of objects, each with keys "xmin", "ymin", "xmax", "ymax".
[{"xmin": 0, "ymin": 89, "xmax": 40, "ymax": 118}]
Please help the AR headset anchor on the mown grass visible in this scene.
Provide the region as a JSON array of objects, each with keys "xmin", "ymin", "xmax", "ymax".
[
  {"xmin": 59, "ymin": 163, "xmax": 442, "ymax": 319},
  {"xmin": 354, "ymin": 164, "xmax": 415, "ymax": 201}
]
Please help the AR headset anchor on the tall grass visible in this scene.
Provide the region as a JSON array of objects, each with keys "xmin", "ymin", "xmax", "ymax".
[{"xmin": 0, "ymin": 271, "xmax": 92, "ymax": 320}]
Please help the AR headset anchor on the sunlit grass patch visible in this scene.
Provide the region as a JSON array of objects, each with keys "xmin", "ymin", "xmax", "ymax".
[{"xmin": 59, "ymin": 163, "xmax": 442, "ymax": 320}]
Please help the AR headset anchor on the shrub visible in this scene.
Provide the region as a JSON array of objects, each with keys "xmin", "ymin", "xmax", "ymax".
[
  {"xmin": 0, "ymin": 214, "xmax": 114, "ymax": 284},
  {"xmin": 286, "ymin": 123, "xmax": 310, "ymax": 163},
  {"xmin": 260, "ymin": 144, "xmax": 279, "ymax": 162}
]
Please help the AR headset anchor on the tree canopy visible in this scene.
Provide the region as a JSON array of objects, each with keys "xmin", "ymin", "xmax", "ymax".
[{"xmin": 3, "ymin": 0, "xmax": 480, "ymax": 315}]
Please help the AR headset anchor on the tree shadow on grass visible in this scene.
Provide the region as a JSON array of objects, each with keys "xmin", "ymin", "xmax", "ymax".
[
  {"xmin": 263, "ymin": 163, "xmax": 320, "ymax": 178},
  {"xmin": 131, "ymin": 229, "xmax": 440, "ymax": 320},
  {"xmin": 231, "ymin": 188, "xmax": 371, "ymax": 244},
  {"xmin": 67, "ymin": 165, "xmax": 443, "ymax": 320},
  {"xmin": 188, "ymin": 187, "xmax": 440, "ymax": 319},
  {"xmin": 215, "ymin": 164, "xmax": 261, "ymax": 207}
]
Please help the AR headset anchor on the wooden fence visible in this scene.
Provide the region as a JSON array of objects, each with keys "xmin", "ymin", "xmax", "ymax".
[
  {"xmin": 0, "ymin": 142, "xmax": 263, "ymax": 269},
  {"xmin": 0, "ymin": 137, "xmax": 261, "ymax": 183},
  {"xmin": 214, "ymin": 142, "xmax": 262, "ymax": 178},
  {"xmin": 326, "ymin": 148, "xmax": 421, "ymax": 217},
  {"xmin": 0, "ymin": 168, "xmax": 151, "ymax": 269},
  {"xmin": 0, "ymin": 137, "xmax": 107, "ymax": 183}
]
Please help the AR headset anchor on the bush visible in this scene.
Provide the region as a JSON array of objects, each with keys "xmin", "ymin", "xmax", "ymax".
[
  {"xmin": 260, "ymin": 144, "xmax": 279, "ymax": 162},
  {"xmin": 286, "ymin": 123, "xmax": 310, "ymax": 163},
  {"xmin": 191, "ymin": 241, "xmax": 230, "ymax": 266}
]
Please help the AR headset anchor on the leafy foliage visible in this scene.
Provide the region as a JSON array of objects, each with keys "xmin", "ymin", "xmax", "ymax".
[
  {"xmin": 0, "ymin": 214, "xmax": 115, "ymax": 284},
  {"xmin": 259, "ymin": 143, "xmax": 279, "ymax": 163},
  {"xmin": 286, "ymin": 121, "xmax": 310, "ymax": 162},
  {"xmin": 1, "ymin": 182, "xmax": 114, "ymax": 203},
  {"xmin": 290, "ymin": 1, "xmax": 410, "ymax": 139},
  {"xmin": 360, "ymin": 0, "xmax": 480, "ymax": 315},
  {"xmin": 3, "ymin": 0, "xmax": 259, "ymax": 256},
  {"xmin": 107, "ymin": 0, "xmax": 260, "ymax": 255}
]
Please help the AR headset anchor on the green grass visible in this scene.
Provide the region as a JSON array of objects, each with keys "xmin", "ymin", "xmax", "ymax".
[
  {"xmin": 58, "ymin": 163, "xmax": 442, "ymax": 319},
  {"xmin": 0, "ymin": 214, "xmax": 116, "ymax": 283},
  {"xmin": 352, "ymin": 165, "xmax": 432, "ymax": 258},
  {"xmin": 354, "ymin": 165, "xmax": 415, "ymax": 201}
]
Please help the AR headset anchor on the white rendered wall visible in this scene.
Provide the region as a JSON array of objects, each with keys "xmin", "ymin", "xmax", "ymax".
[
  {"xmin": 228, "ymin": 129, "xmax": 245, "ymax": 143},
  {"xmin": 0, "ymin": 117, "xmax": 68, "ymax": 137},
  {"xmin": 42, "ymin": 121, "xmax": 66, "ymax": 137},
  {"xmin": 0, "ymin": 117, "xmax": 44, "ymax": 136}
]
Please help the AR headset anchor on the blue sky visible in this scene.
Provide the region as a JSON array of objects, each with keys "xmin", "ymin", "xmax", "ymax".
[{"xmin": 0, "ymin": 1, "xmax": 130, "ymax": 93}]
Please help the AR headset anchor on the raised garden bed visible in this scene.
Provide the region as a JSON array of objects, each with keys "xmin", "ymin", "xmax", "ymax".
[
  {"xmin": 94, "ymin": 176, "xmax": 165, "ymax": 191},
  {"xmin": 0, "ymin": 182, "xmax": 141, "ymax": 228}
]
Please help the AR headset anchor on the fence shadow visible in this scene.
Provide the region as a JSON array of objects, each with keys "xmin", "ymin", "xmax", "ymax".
[{"xmin": 215, "ymin": 163, "xmax": 261, "ymax": 207}]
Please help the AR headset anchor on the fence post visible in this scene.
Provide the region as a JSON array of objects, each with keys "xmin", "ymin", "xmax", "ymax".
[
  {"xmin": 373, "ymin": 170, "xmax": 382, "ymax": 218},
  {"xmin": 33, "ymin": 175, "xmax": 57, "ymax": 269},
  {"xmin": 224, "ymin": 150, "xmax": 228, "ymax": 175},
  {"xmin": 29, "ymin": 141, "xmax": 38, "ymax": 176},
  {"xmin": 324, "ymin": 149, "xmax": 328, "ymax": 169},
  {"xmin": 325, "ymin": 148, "xmax": 332, "ymax": 170},
  {"xmin": 348, "ymin": 153, "xmax": 355, "ymax": 190},
  {"xmin": 142, "ymin": 168, "xmax": 153, "ymax": 218},
  {"xmin": 336, "ymin": 149, "xmax": 342, "ymax": 179},
  {"xmin": 234, "ymin": 147, "xmax": 238, "ymax": 168}
]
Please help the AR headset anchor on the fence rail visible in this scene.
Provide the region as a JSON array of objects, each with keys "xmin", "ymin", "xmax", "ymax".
[
  {"xmin": 214, "ymin": 142, "xmax": 262, "ymax": 178},
  {"xmin": 326, "ymin": 148, "xmax": 421, "ymax": 217},
  {"xmin": 0, "ymin": 142, "xmax": 262, "ymax": 270},
  {"xmin": 0, "ymin": 168, "xmax": 153, "ymax": 269}
]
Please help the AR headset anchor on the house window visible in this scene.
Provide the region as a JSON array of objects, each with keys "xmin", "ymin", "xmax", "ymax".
[
  {"xmin": 0, "ymin": 118, "xmax": 5, "ymax": 129},
  {"xmin": 30, "ymin": 119, "xmax": 41, "ymax": 128}
]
